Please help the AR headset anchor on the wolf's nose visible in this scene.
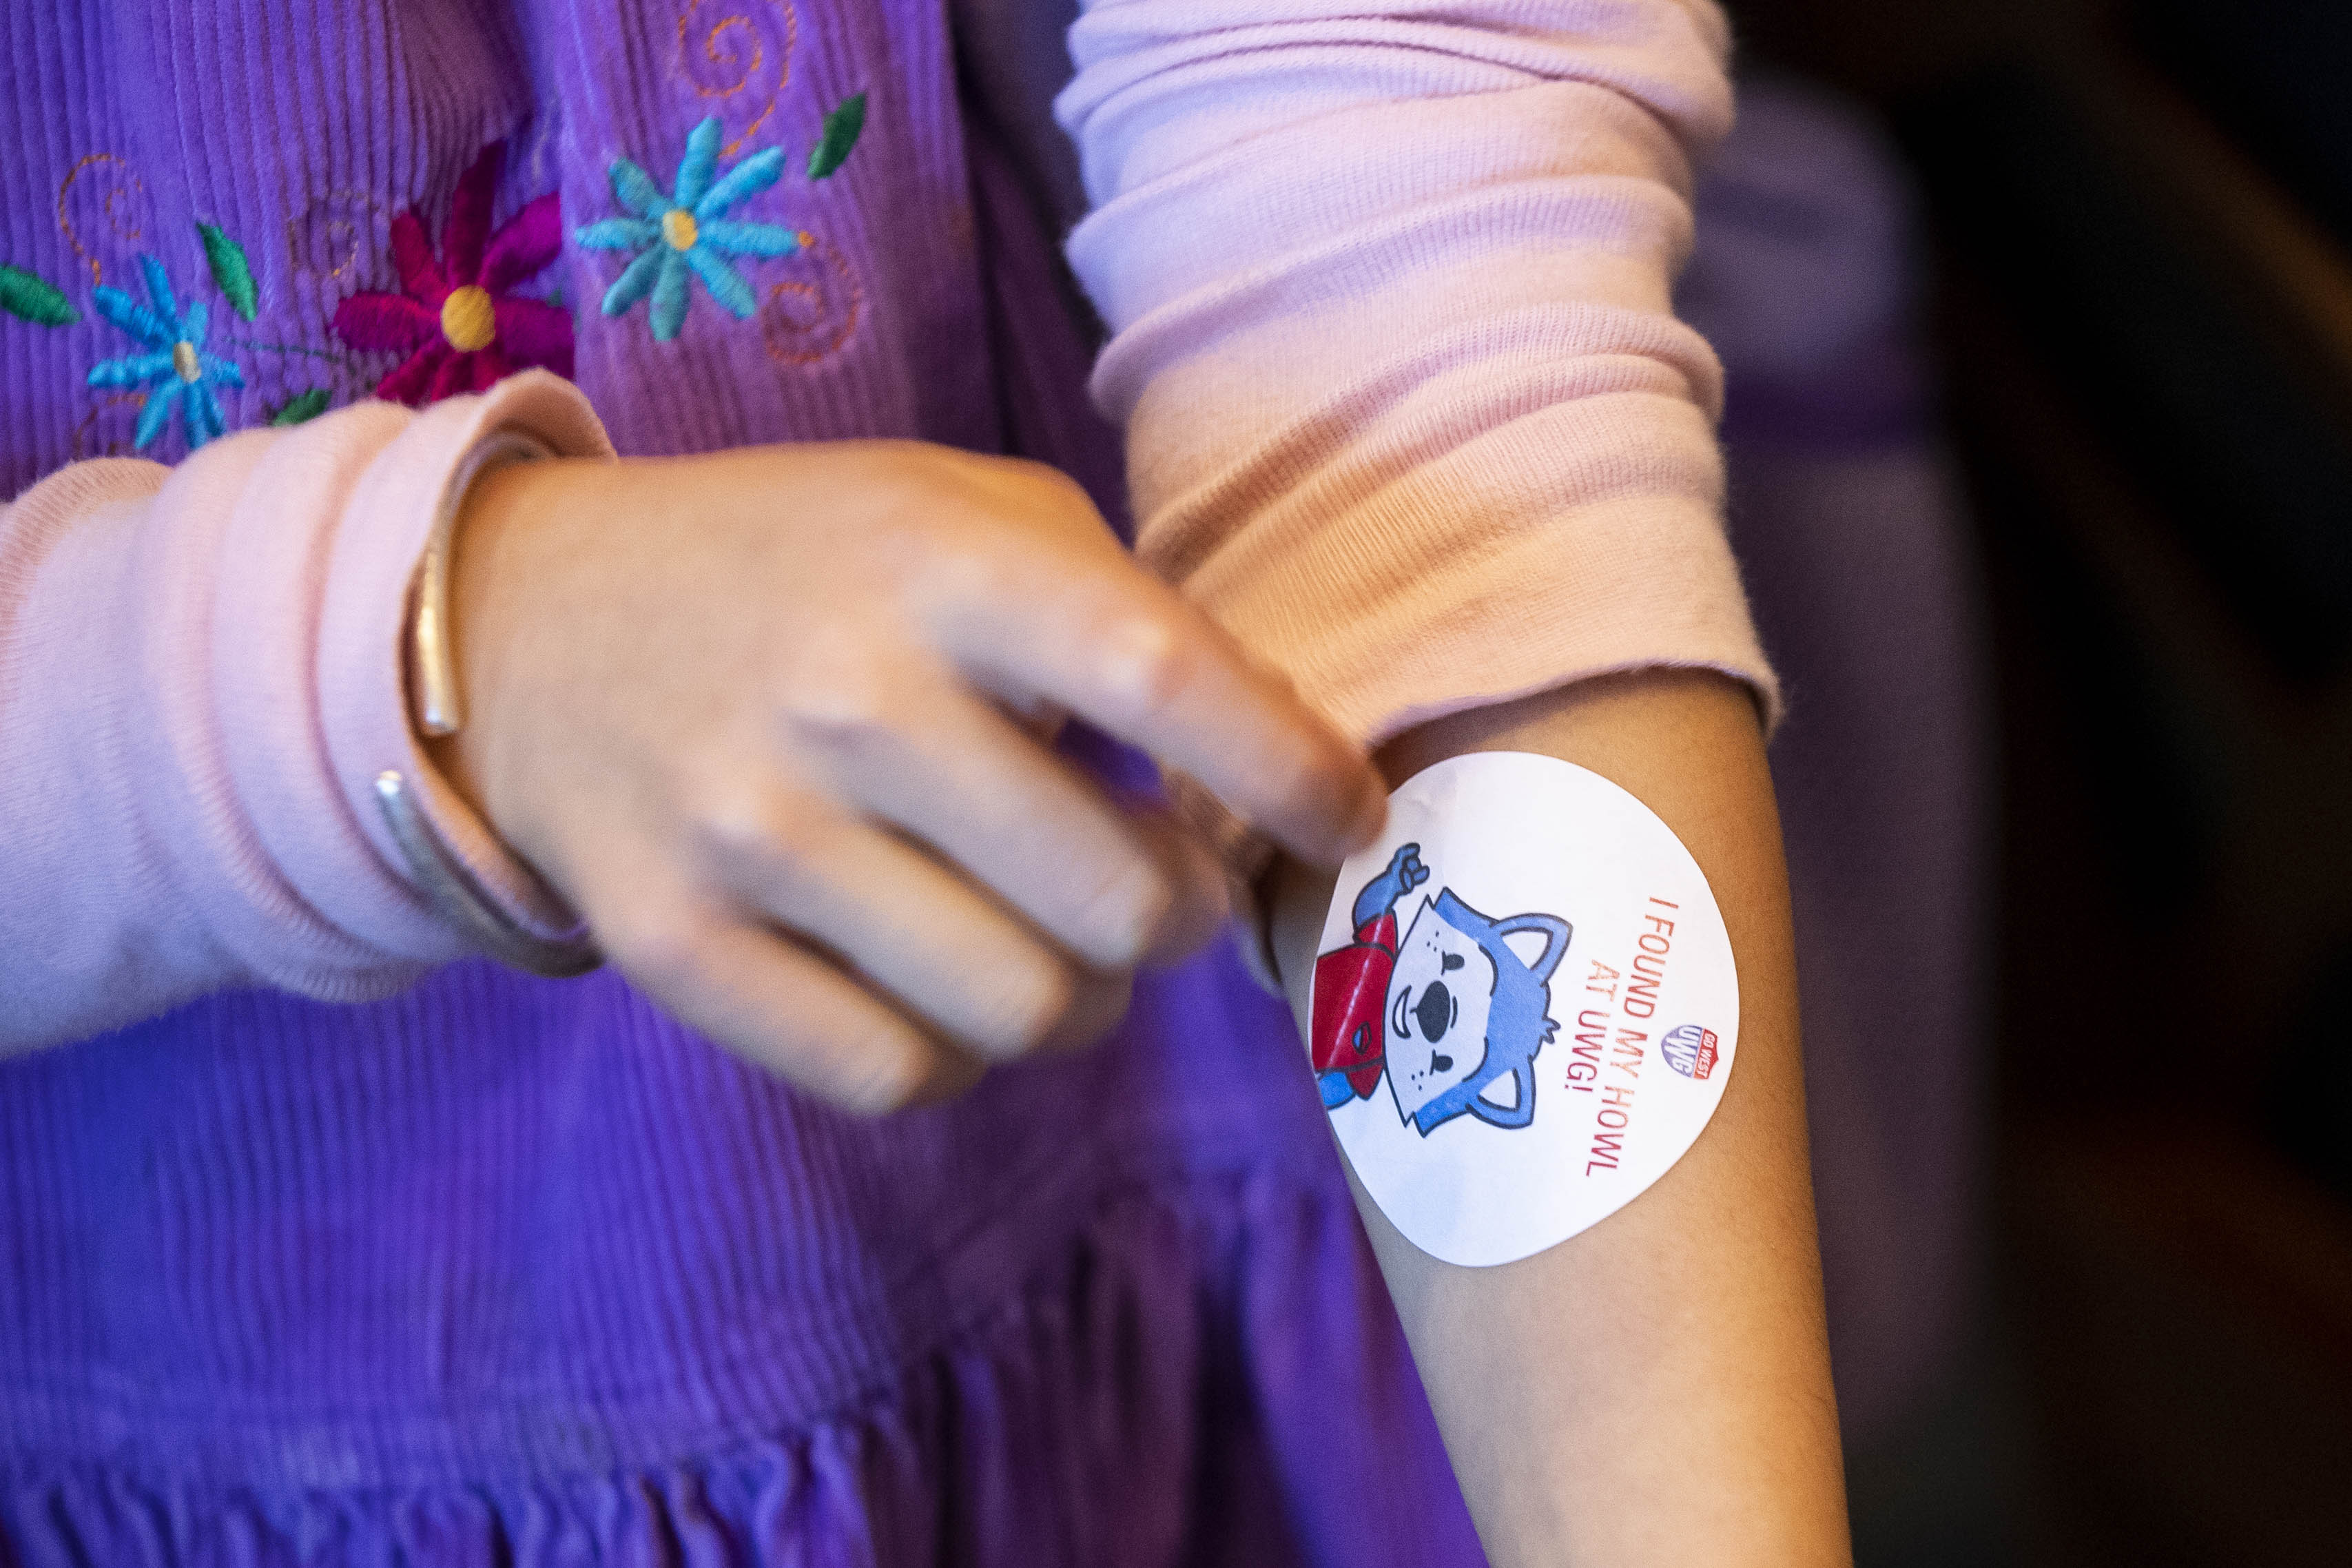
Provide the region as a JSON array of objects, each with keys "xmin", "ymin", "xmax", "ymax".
[{"xmin": 1414, "ymin": 981, "xmax": 1452, "ymax": 1043}]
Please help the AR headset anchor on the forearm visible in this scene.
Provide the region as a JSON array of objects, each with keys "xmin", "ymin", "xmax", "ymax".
[{"xmin": 1271, "ymin": 668, "xmax": 1849, "ymax": 1566}]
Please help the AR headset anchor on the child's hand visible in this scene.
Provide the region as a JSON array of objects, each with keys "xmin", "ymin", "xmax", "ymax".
[{"xmin": 433, "ymin": 441, "xmax": 1385, "ymax": 1112}]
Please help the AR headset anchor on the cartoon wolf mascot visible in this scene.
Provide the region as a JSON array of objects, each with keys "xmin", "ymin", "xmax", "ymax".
[{"xmin": 1312, "ymin": 843, "xmax": 1571, "ymax": 1135}]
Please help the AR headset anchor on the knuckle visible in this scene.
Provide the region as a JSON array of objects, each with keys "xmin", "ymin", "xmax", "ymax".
[
  {"xmin": 703, "ymin": 783, "xmax": 827, "ymax": 867},
  {"xmin": 683, "ymin": 776, "xmax": 763, "ymax": 851},
  {"xmin": 780, "ymin": 669, "xmax": 907, "ymax": 761},
  {"xmin": 1093, "ymin": 614, "xmax": 1197, "ymax": 723},
  {"xmin": 685, "ymin": 774, "xmax": 765, "ymax": 851},
  {"xmin": 909, "ymin": 534, "xmax": 1011, "ymax": 612},
  {"xmin": 999, "ymin": 456, "xmax": 1097, "ymax": 519},
  {"xmin": 683, "ymin": 781, "xmax": 840, "ymax": 904},
  {"xmin": 959, "ymin": 449, "xmax": 1091, "ymax": 508}
]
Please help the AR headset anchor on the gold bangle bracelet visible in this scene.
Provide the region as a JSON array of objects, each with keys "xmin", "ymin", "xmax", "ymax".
[{"xmin": 378, "ymin": 431, "xmax": 600, "ymax": 978}]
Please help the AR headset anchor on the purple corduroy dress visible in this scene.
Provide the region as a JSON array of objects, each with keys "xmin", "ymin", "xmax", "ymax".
[{"xmin": 0, "ymin": 1, "xmax": 1486, "ymax": 1560}]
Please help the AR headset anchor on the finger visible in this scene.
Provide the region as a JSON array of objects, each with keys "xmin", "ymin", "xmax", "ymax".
[
  {"xmin": 787, "ymin": 675, "xmax": 1228, "ymax": 970},
  {"xmin": 933, "ymin": 549, "xmax": 1386, "ymax": 867},
  {"xmin": 1030, "ymin": 719, "xmax": 1232, "ymax": 964},
  {"xmin": 603, "ymin": 891, "xmax": 974, "ymax": 1115},
  {"xmin": 699, "ymin": 787, "xmax": 1130, "ymax": 1060}
]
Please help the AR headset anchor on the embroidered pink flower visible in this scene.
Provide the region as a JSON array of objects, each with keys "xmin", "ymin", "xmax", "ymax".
[{"xmin": 333, "ymin": 143, "xmax": 571, "ymax": 404}]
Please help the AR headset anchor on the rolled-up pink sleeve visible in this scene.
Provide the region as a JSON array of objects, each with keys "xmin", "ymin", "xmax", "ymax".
[
  {"xmin": 0, "ymin": 371, "xmax": 611, "ymax": 1051},
  {"xmin": 1058, "ymin": 0, "xmax": 1775, "ymax": 767}
]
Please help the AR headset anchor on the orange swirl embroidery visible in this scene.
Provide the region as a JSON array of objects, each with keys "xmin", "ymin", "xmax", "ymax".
[
  {"xmin": 760, "ymin": 231, "xmax": 862, "ymax": 367},
  {"xmin": 73, "ymin": 392, "xmax": 147, "ymax": 460},
  {"xmin": 678, "ymin": 0, "xmax": 797, "ymax": 158},
  {"xmin": 285, "ymin": 189, "xmax": 394, "ymax": 283},
  {"xmin": 57, "ymin": 154, "xmax": 154, "ymax": 288}
]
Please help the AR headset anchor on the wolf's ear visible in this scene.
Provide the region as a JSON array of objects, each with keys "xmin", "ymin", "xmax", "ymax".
[
  {"xmin": 1500, "ymin": 929, "xmax": 1547, "ymax": 971},
  {"xmin": 1489, "ymin": 913, "xmax": 1571, "ymax": 982},
  {"xmin": 1462, "ymin": 1058, "xmax": 1538, "ymax": 1129}
]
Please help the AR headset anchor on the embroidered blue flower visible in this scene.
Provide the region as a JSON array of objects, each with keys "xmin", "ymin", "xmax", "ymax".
[
  {"xmin": 87, "ymin": 254, "xmax": 247, "ymax": 450},
  {"xmin": 575, "ymin": 117, "xmax": 808, "ymax": 342}
]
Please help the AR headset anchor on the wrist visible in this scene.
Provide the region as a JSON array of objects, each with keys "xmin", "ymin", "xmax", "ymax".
[{"xmin": 383, "ymin": 435, "xmax": 599, "ymax": 976}]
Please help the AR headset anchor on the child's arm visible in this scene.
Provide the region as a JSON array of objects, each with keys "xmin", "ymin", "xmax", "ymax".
[
  {"xmin": 1, "ymin": 383, "xmax": 1384, "ymax": 1082},
  {"xmin": 1062, "ymin": 1, "xmax": 1849, "ymax": 1554},
  {"xmin": 0, "ymin": 378, "xmax": 610, "ymax": 1050},
  {"xmin": 1271, "ymin": 668, "xmax": 1849, "ymax": 1566},
  {"xmin": 1060, "ymin": 0, "xmax": 1777, "ymax": 809}
]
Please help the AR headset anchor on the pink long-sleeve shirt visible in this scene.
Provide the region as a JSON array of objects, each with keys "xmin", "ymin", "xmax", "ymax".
[{"xmin": 0, "ymin": 0, "xmax": 1769, "ymax": 1049}]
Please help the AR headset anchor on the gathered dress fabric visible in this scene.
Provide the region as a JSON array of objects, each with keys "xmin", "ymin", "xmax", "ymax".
[{"xmin": 0, "ymin": 0, "xmax": 1764, "ymax": 1561}]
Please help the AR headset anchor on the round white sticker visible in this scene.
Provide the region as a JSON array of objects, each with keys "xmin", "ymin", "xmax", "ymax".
[{"xmin": 1308, "ymin": 752, "xmax": 1737, "ymax": 1267}]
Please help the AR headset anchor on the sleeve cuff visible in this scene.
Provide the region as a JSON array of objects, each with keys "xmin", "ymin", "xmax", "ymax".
[{"xmin": 318, "ymin": 371, "xmax": 617, "ymax": 960}]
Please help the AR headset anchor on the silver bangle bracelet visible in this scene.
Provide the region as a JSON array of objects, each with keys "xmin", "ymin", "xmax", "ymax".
[
  {"xmin": 378, "ymin": 431, "xmax": 601, "ymax": 979},
  {"xmin": 375, "ymin": 770, "xmax": 599, "ymax": 978}
]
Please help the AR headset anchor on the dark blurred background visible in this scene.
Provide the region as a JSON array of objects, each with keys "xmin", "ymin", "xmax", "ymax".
[{"xmin": 1711, "ymin": 0, "xmax": 2352, "ymax": 1562}]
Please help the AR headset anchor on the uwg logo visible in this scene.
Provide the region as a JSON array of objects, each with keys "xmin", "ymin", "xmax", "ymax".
[{"xmin": 1661, "ymin": 1024, "xmax": 1718, "ymax": 1081}]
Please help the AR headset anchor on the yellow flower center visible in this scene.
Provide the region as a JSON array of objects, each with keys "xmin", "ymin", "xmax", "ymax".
[
  {"xmin": 440, "ymin": 285, "xmax": 498, "ymax": 353},
  {"xmin": 663, "ymin": 208, "xmax": 700, "ymax": 252},
  {"xmin": 171, "ymin": 341, "xmax": 200, "ymax": 383}
]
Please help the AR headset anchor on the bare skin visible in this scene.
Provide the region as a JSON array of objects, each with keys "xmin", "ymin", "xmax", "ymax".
[{"xmin": 1270, "ymin": 669, "xmax": 1852, "ymax": 1568}]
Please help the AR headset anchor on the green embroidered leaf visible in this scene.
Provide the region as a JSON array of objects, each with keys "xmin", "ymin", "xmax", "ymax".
[
  {"xmin": 0, "ymin": 265, "xmax": 79, "ymax": 327},
  {"xmin": 268, "ymin": 388, "xmax": 331, "ymax": 426},
  {"xmin": 198, "ymin": 223, "xmax": 258, "ymax": 321},
  {"xmin": 807, "ymin": 92, "xmax": 867, "ymax": 180}
]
